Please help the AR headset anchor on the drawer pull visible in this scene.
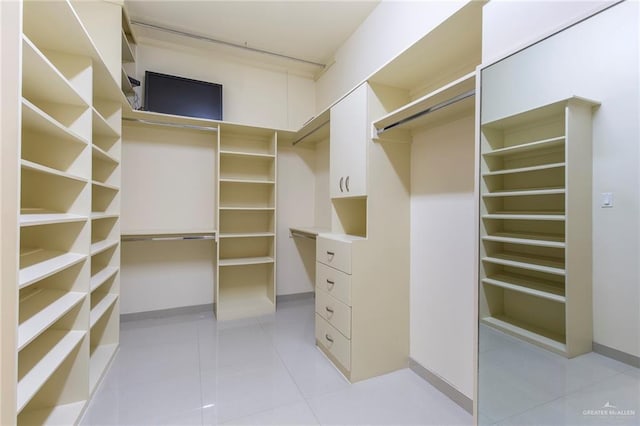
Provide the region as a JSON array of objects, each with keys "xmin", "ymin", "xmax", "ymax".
[
  {"xmin": 325, "ymin": 306, "xmax": 334, "ymax": 314},
  {"xmin": 345, "ymin": 175, "xmax": 350, "ymax": 192},
  {"xmin": 326, "ymin": 251, "xmax": 335, "ymax": 259},
  {"xmin": 326, "ymin": 279, "xmax": 335, "ymax": 287},
  {"xmin": 325, "ymin": 334, "xmax": 334, "ymax": 343},
  {"xmin": 339, "ymin": 177, "xmax": 344, "ymax": 193}
]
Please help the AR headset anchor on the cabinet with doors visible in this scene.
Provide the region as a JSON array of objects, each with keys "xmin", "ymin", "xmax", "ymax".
[
  {"xmin": 330, "ymin": 84, "xmax": 368, "ymax": 198},
  {"xmin": 216, "ymin": 126, "xmax": 278, "ymax": 320},
  {"xmin": 315, "ymin": 80, "xmax": 411, "ymax": 383},
  {"xmin": 479, "ymin": 97, "xmax": 598, "ymax": 357}
]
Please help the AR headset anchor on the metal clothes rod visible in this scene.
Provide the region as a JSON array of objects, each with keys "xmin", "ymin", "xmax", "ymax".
[
  {"xmin": 122, "ymin": 117, "xmax": 219, "ymax": 132},
  {"xmin": 292, "ymin": 120, "xmax": 329, "ymax": 146},
  {"xmin": 131, "ymin": 20, "xmax": 326, "ymax": 69},
  {"xmin": 121, "ymin": 235, "xmax": 217, "ymax": 242},
  {"xmin": 377, "ymin": 89, "xmax": 475, "ymax": 135}
]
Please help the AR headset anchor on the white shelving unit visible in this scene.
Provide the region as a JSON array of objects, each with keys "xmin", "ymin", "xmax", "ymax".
[
  {"xmin": 479, "ymin": 97, "xmax": 599, "ymax": 358},
  {"xmin": 13, "ymin": 1, "xmax": 123, "ymax": 423},
  {"xmin": 216, "ymin": 129, "xmax": 278, "ymax": 320}
]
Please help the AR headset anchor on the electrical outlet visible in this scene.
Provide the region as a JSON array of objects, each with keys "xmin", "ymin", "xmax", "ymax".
[{"xmin": 601, "ymin": 192, "xmax": 614, "ymax": 208}]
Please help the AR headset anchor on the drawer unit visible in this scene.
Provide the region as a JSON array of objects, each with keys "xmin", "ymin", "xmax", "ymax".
[
  {"xmin": 315, "ymin": 313, "xmax": 351, "ymax": 370},
  {"xmin": 316, "ymin": 236, "xmax": 351, "ymax": 274},
  {"xmin": 315, "ymin": 288, "xmax": 352, "ymax": 338},
  {"xmin": 316, "ymin": 262, "xmax": 351, "ymax": 306}
]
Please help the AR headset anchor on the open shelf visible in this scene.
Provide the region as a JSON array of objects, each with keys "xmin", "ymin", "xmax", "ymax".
[
  {"xmin": 483, "ymin": 136, "xmax": 565, "ymax": 157},
  {"xmin": 218, "ymin": 257, "xmax": 275, "ymax": 267},
  {"xmin": 219, "ymin": 150, "xmax": 276, "ymax": 159},
  {"xmin": 219, "ymin": 207, "xmax": 275, "ymax": 211},
  {"xmin": 90, "ymin": 239, "xmax": 118, "ymax": 256},
  {"xmin": 90, "ymin": 266, "xmax": 118, "ymax": 293},
  {"xmin": 219, "ymin": 178, "xmax": 275, "ymax": 185},
  {"xmin": 18, "ymin": 290, "xmax": 85, "ymax": 351},
  {"xmin": 92, "ymin": 107, "xmax": 120, "ymax": 139},
  {"xmin": 92, "ymin": 145, "xmax": 119, "ymax": 165},
  {"xmin": 22, "ymin": 35, "xmax": 88, "ymax": 109},
  {"xmin": 482, "ymin": 231, "xmax": 565, "ymax": 248},
  {"xmin": 89, "ymin": 343, "xmax": 117, "ymax": 391},
  {"xmin": 20, "ymin": 210, "xmax": 86, "ymax": 228},
  {"xmin": 91, "ymin": 180, "xmax": 119, "ymax": 192},
  {"xmin": 91, "ymin": 212, "xmax": 119, "ymax": 221},
  {"xmin": 121, "ymin": 30, "xmax": 135, "ymax": 63},
  {"xmin": 373, "ymin": 72, "xmax": 475, "ymax": 141},
  {"xmin": 481, "ymin": 315, "xmax": 566, "ymax": 354},
  {"xmin": 482, "ymin": 252, "xmax": 565, "ymax": 276},
  {"xmin": 19, "ymin": 249, "xmax": 87, "ymax": 289},
  {"xmin": 482, "ymin": 162, "xmax": 566, "ymax": 177},
  {"xmin": 483, "ymin": 212, "xmax": 565, "ymax": 221},
  {"xmin": 219, "ymin": 232, "xmax": 275, "ymax": 239},
  {"xmin": 22, "ymin": 99, "xmax": 88, "ymax": 147},
  {"xmin": 17, "ymin": 330, "xmax": 86, "ymax": 412},
  {"xmin": 18, "ymin": 400, "xmax": 86, "ymax": 426},
  {"xmin": 21, "ymin": 160, "xmax": 87, "ymax": 185},
  {"xmin": 90, "ymin": 294, "xmax": 118, "ymax": 328},
  {"xmin": 480, "ymin": 98, "xmax": 598, "ymax": 358},
  {"xmin": 290, "ymin": 109, "xmax": 330, "ymax": 146},
  {"xmin": 482, "ymin": 273, "xmax": 565, "ymax": 303},
  {"xmin": 483, "ymin": 187, "xmax": 565, "ymax": 197}
]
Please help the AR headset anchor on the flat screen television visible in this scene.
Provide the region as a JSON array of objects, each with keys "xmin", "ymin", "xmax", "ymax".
[{"xmin": 144, "ymin": 71, "xmax": 223, "ymax": 120}]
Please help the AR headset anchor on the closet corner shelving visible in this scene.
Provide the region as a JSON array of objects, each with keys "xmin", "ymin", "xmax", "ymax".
[
  {"xmin": 216, "ymin": 125, "xmax": 278, "ymax": 320},
  {"xmin": 15, "ymin": 1, "xmax": 123, "ymax": 423},
  {"xmin": 479, "ymin": 96, "xmax": 599, "ymax": 358}
]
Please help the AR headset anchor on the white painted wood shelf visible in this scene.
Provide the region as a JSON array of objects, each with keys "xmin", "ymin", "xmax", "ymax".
[
  {"xmin": 90, "ymin": 239, "xmax": 119, "ymax": 256},
  {"xmin": 19, "ymin": 249, "xmax": 87, "ymax": 289},
  {"xmin": 20, "ymin": 211, "xmax": 86, "ymax": 228},
  {"xmin": 216, "ymin": 128, "xmax": 277, "ymax": 320},
  {"xmin": 90, "ymin": 294, "xmax": 118, "ymax": 328},
  {"xmin": 90, "ymin": 266, "xmax": 119, "ymax": 293},
  {"xmin": 18, "ymin": 401, "xmax": 87, "ymax": 426},
  {"xmin": 479, "ymin": 97, "xmax": 598, "ymax": 358},
  {"xmin": 218, "ymin": 256, "xmax": 275, "ymax": 267},
  {"xmin": 21, "ymin": 99, "xmax": 88, "ymax": 146},
  {"xmin": 89, "ymin": 343, "xmax": 118, "ymax": 391},
  {"xmin": 17, "ymin": 330, "xmax": 86, "ymax": 412},
  {"xmin": 18, "ymin": 290, "xmax": 86, "ymax": 351}
]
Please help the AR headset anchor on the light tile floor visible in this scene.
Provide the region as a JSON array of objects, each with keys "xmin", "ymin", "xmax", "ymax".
[
  {"xmin": 478, "ymin": 325, "xmax": 640, "ymax": 425},
  {"xmin": 81, "ymin": 297, "xmax": 472, "ymax": 425}
]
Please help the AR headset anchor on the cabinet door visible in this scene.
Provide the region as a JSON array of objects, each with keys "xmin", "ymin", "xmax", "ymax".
[{"xmin": 330, "ymin": 84, "xmax": 367, "ymax": 198}]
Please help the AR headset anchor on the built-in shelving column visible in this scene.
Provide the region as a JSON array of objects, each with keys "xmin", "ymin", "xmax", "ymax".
[
  {"xmin": 89, "ymin": 95, "xmax": 121, "ymax": 393},
  {"xmin": 19, "ymin": 4, "xmax": 93, "ymax": 422},
  {"xmin": 216, "ymin": 128, "xmax": 277, "ymax": 320},
  {"xmin": 479, "ymin": 97, "xmax": 598, "ymax": 358}
]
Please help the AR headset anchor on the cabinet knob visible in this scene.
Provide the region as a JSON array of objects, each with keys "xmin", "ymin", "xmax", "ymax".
[
  {"xmin": 345, "ymin": 176, "xmax": 350, "ymax": 192},
  {"xmin": 325, "ymin": 306, "xmax": 334, "ymax": 314},
  {"xmin": 339, "ymin": 177, "xmax": 344, "ymax": 192},
  {"xmin": 325, "ymin": 334, "xmax": 334, "ymax": 343}
]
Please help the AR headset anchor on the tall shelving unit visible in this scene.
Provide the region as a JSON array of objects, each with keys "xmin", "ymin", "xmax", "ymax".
[
  {"xmin": 14, "ymin": 1, "xmax": 122, "ymax": 423},
  {"xmin": 216, "ymin": 127, "xmax": 278, "ymax": 320},
  {"xmin": 479, "ymin": 97, "xmax": 598, "ymax": 358}
]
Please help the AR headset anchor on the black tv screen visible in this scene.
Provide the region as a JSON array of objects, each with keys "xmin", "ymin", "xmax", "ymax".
[{"xmin": 144, "ymin": 71, "xmax": 222, "ymax": 120}]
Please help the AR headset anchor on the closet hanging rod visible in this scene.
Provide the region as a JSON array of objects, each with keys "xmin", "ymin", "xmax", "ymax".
[
  {"xmin": 292, "ymin": 120, "xmax": 330, "ymax": 146},
  {"xmin": 377, "ymin": 89, "xmax": 475, "ymax": 135},
  {"xmin": 121, "ymin": 234, "xmax": 217, "ymax": 242},
  {"xmin": 122, "ymin": 117, "xmax": 219, "ymax": 132}
]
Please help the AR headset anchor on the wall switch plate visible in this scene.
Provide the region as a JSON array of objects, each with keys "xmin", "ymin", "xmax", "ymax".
[{"xmin": 601, "ymin": 192, "xmax": 614, "ymax": 208}]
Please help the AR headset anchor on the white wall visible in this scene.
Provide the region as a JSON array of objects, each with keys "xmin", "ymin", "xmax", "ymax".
[
  {"xmin": 276, "ymin": 144, "xmax": 317, "ymax": 295},
  {"xmin": 481, "ymin": 0, "xmax": 616, "ymax": 63},
  {"xmin": 315, "ymin": 0, "xmax": 469, "ymax": 112},
  {"xmin": 410, "ymin": 114, "xmax": 476, "ymax": 398},
  {"xmin": 481, "ymin": 1, "xmax": 640, "ymax": 357},
  {"xmin": 134, "ymin": 42, "xmax": 315, "ymax": 130}
]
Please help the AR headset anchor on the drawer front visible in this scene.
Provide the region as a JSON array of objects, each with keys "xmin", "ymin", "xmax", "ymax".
[
  {"xmin": 315, "ymin": 314, "xmax": 350, "ymax": 370},
  {"xmin": 315, "ymin": 289, "xmax": 351, "ymax": 338},
  {"xmin": 316, "ymin": 237, "xmax": 351, "ymax": 274},
  {"xmin": 316, "ymin": 262, "xmax": 351, "ymax": 306}
]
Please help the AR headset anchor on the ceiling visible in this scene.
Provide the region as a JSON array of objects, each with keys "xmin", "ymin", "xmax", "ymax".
[{"xmin": 124, "ymin": 1, "xmax": 380, "ymax": 75}]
